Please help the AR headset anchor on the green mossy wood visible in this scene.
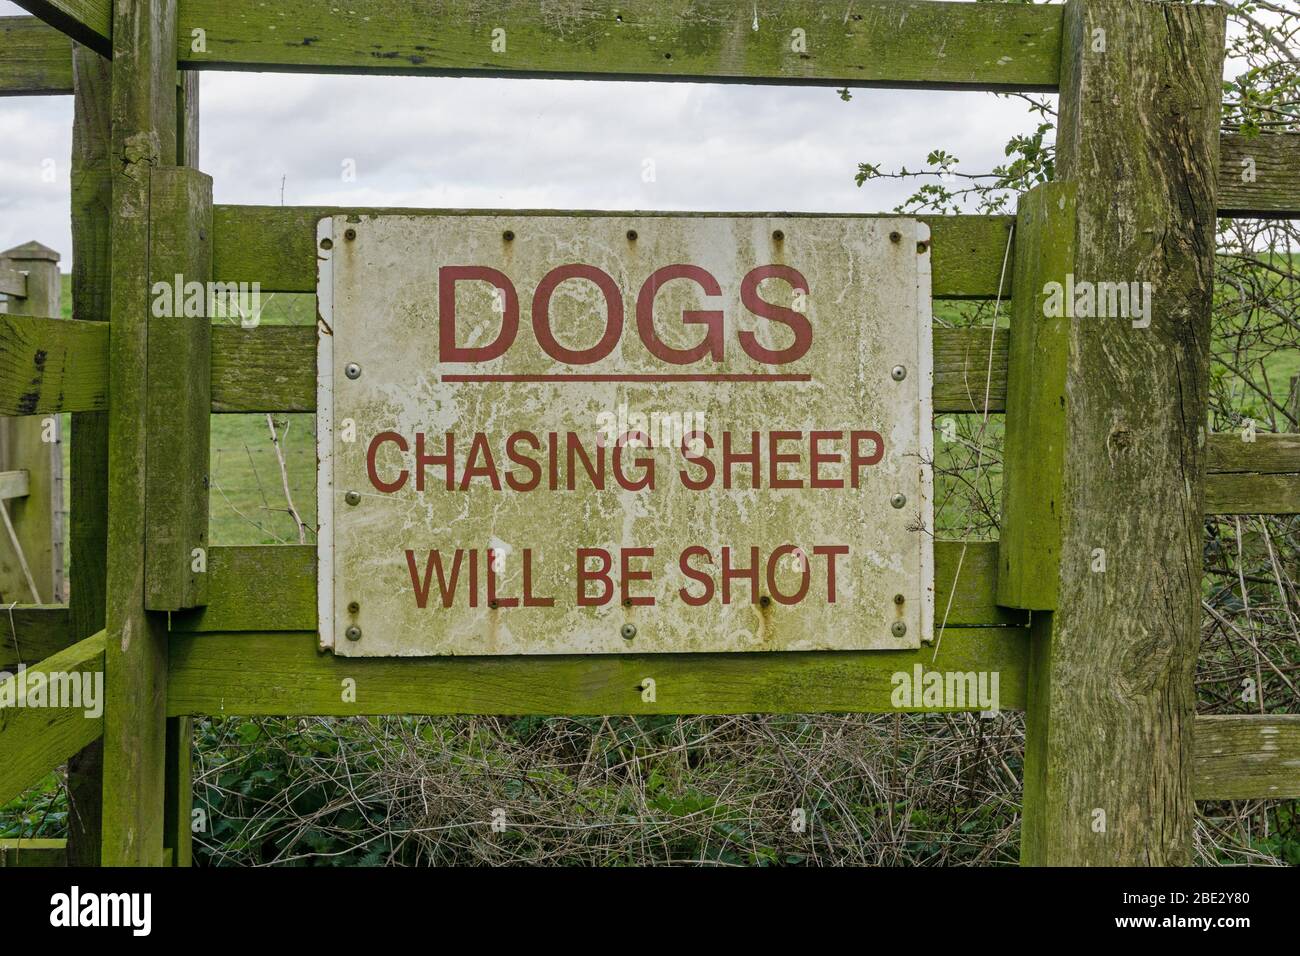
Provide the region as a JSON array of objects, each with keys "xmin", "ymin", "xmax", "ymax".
[
  {"xmin": 176, "ymin": 0, "xmax": 1064, "ymax": 90},
  {"xmin": 167, "ymin": 628, "xmax": 1031, "ymax": 717},
  {"xmin": 12, "ymin": 1, "xmax": 111, "ymax": 56},
  {"xmin": 100, "ymin": 0, "xmax": 178, "ymax": 867},
  {"xmin": 0, "ymin": 838, "xmax": 70, "ymax": 866},
  {"xmin": 1192, "ymin": 715, "xmax": 1300, "ymax": 801},
  {"xmin": 0, "ymin": 631, "xmax": 105, "ymax": 806},
  {"xmin": 144, "ymin": 167, "xmax": 212, "ymax": 611},
  {"xmin": 64, "ymin": 41, "xmax": 112, "ymax": 868},
  {"xmin": 997, "ymin": 183, "xmax": 1076, "ymax": 611},
  {"xmin": 1019, "ymin": 0, "xmax": 1226, "ymax": 867},
  {"xmin": 0, "ymin": 605, "xmax": 69, "ymax": 670},
  {"xmin": 0, "ymin": 16, "xmax": 73, "ymax": 94},
  {"xmin": 211, "ymin": 208, "xmax": 1020, "ymax": 299},
  {"xmin": 1218, "ymin": 132, "xmax": 1300, "ymax": 219}
]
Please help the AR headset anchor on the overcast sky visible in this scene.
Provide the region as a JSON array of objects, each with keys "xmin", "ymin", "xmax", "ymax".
[{"xmin": 0, "ymin": 0, "xmax": 1049, "ymax": 267}]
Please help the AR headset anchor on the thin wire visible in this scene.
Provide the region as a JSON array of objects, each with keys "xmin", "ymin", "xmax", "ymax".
[{"xmin": 933, "ymin": 221, "xmax": 1015, "ymax": 663}]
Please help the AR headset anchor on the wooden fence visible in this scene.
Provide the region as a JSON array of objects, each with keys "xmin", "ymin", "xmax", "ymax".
[{"xmin": 0, "ymin": 0, "xmax": 1297, "ymax": 867}]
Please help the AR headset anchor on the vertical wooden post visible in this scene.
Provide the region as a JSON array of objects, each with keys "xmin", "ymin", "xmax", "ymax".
[
  {"xmin": 1016, "ymin": 0, "xmax": 1225, "ymax": 865},
  {"xmin": 0, "ymin": 242, "xmax": 63, "ymax": 606},
  {"xmin": 101, "ymin": 0, "xmax": 179, "ymax": 867},
  {"xmin": 998, "ymin": 182, "xmax": 1076, "ymax": 612},
  {"xmin": 65, "ymin": 41, "xmax": 114, "ymax": 867},
  {"xmin": 161, "ymin": 69, "xmax": 204, "ymax": 869}
]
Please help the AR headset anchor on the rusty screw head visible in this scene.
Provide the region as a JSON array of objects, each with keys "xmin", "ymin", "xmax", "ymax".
[
  {"xmin": 344, "ymin": 228, "xmax": 357, "ymax": 241},
  {"xmin": 772, "ymin": 229, "xmax": 785, "ymax": 241},
  {"xmin": 889, "ymin": 230, "xmax": 902, "ymax": 243},
  {"xmin": 345, "ymin": 625, "xmax": 362, "ymax": 642},
  {"xmin": 891, "ymin": 621, "xmax": 907, "ymax": 638},
  {"xmin": 502, "ymin": 229, "xmax": 515, "ymax": 242},
  {"xmin": 626, "ymin": 229, "xmax": 638, "ymax": 241},
  {"xmin": 319, "ymin": 237, "xmax": 334, "ymax": 250},
  {"xmin": 890, "ymin": 493, "xmax": 907, "ymax": 509},
  {"xmin": 347, "ymin": 601, "xmax": 360, "ymax": 614},
  {"xmin": 345, "ymin": 362, "xmax": 361, "ymax": 380},
  {"xmin": 345, "ymin": 490, "xmax": 361, "ymax": 506},
  {"xmin": 620, "ymin": 623, "xmax": 637, "ymax": 640},
  {"xmin": 894, "ymin": 593, "xmax": 905, "ymax": 605}
]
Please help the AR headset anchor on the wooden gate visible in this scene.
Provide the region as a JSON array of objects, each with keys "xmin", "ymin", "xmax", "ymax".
[{"xmin": 0, "ymin": 0, "xmax": 1297, "ymax": 867}]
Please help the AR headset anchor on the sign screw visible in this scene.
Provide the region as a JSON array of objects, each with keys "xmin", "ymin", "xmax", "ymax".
[
  {"xmin": 772, "ymin": 229, "xmax": 784, "ymax": 241},
  {"xmin": 345, "ymin": 490, "xmax": 361, "ymax": 506},
  {"xmin": 889, "ymin": 230, "xmax": 902, "ymax": 243},
  {"xmin": 344, "ymin": 228, "xmax": 357, "ymax": 241},
  {"xmin": 626, "ymin": 229, "xmax": 638, "ymax": 241},
  {"xmin": 890, "ymin": 493, "xmax": 907, "ymax": 509},
  {"xmin": 891, "ymin": 365, "xmax": 907, "ymax": 381},
  {"xmin": 347, "ymin": 601, "xmax": 360, "ymax": 614},
  {"xmin": 345, "ymin": 362, "xmax": 361, "ymax": 380},
  {"xmin": 345, "ymin": 625, "xmax": 362, "ymax": 641},
  {"xmin": 891, "ymin": 621, "xmax": 907, "ymax": 638},
  {"xmin": 621, "ymin": 623, "xmax": 637, "ymax": 640},
  {"xmin": 502, "ymin": 230, "xmax": 515, "ymax": 242},
  {"xmin": 894, "ymin": 593, "xmax": 905, "ymax": 605}
]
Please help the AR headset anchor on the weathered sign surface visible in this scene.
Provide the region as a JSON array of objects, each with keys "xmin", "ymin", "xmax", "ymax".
[{"xmin": 317, "ymin": 214, "xmax": 933, "ymax": 656}]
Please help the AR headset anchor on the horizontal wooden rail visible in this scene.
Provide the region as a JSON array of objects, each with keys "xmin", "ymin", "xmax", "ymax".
[
  {"xmin": 169, "ymin": 541, "xmax": 1026, "ymax": 634},
  {"xmin": 168, "ymin": 627, "xmax": 1030, "ymax": 716},
  {"xmin": 3, "ymin": 312, "xmax": 1297, "ymax": 510},
  {"xmin": 0, "ymin": 630, "xmax": 104, "ymax": 806},
  {"xmin": 0, "ymin": 838, "xmax": 67, "ymax": 867},
  {"xmin": 175, "ymin": 0, "xmax": 1064, "ymax": 92},
  {"xmin": 1208, "ymin": 432, "xmax": 1300, "ymax": 474},
  {"xmin": 1207, "ymin": 475, "xmax": 1300, "ymax": 515},
  {"xmin": 212, "ymin": 207, "xmax": 1018, "ymax": 299},
  {"xmin": 0, "ymin": 313, "xmax": 108, "ymax": 415},
  {"xmin": 4, "ymin": 13, "xmax": 1295, "ymax": 223},
  {"xmin": 6, "ymin": 315, "xmax": 1008, "ymax": 415},
  {"xmin": 0, "ymin": 266, "xmax": 27, "ymax": 298},
  {"xmin": 11, "ymin": 1, "xmax": 111, "ymax": 57},
  {"xmin": 1205, "ymin": 434, "xmax": 1300, "ymax": 514},
  {"xmin": 1192, "ymin": 715, "xmax": 1300, "ymax": 801},
  {"xmin": 206, "ymin": 324, "xmax": 1011, "ymax": 415},
  {"xmin": 0, "ymin": 618, "xmax": 1281, "ymax": 794},
  {"xmin": 0, "ymin": 604, "xmax": 69, "ymax": 670},
  {"xmin": 0, "ymin": 470, "xmax": 31, "ymax": 500},
  {"xmin": 0, "ymin": 16, "xmax": 73, "ymax": 95},
  {"xmin": 5, "ymin": 315, "xmax": 1013, "ymax": 415},
  {"xmin": 1218, "ymin": 133, "xmax": 1300, "ymax": 219}
]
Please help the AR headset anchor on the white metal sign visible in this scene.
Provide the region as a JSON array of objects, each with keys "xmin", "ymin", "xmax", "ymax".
[{"xmin": 317, "ymin": 214, "xmax": 933, "ymax": 656}]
